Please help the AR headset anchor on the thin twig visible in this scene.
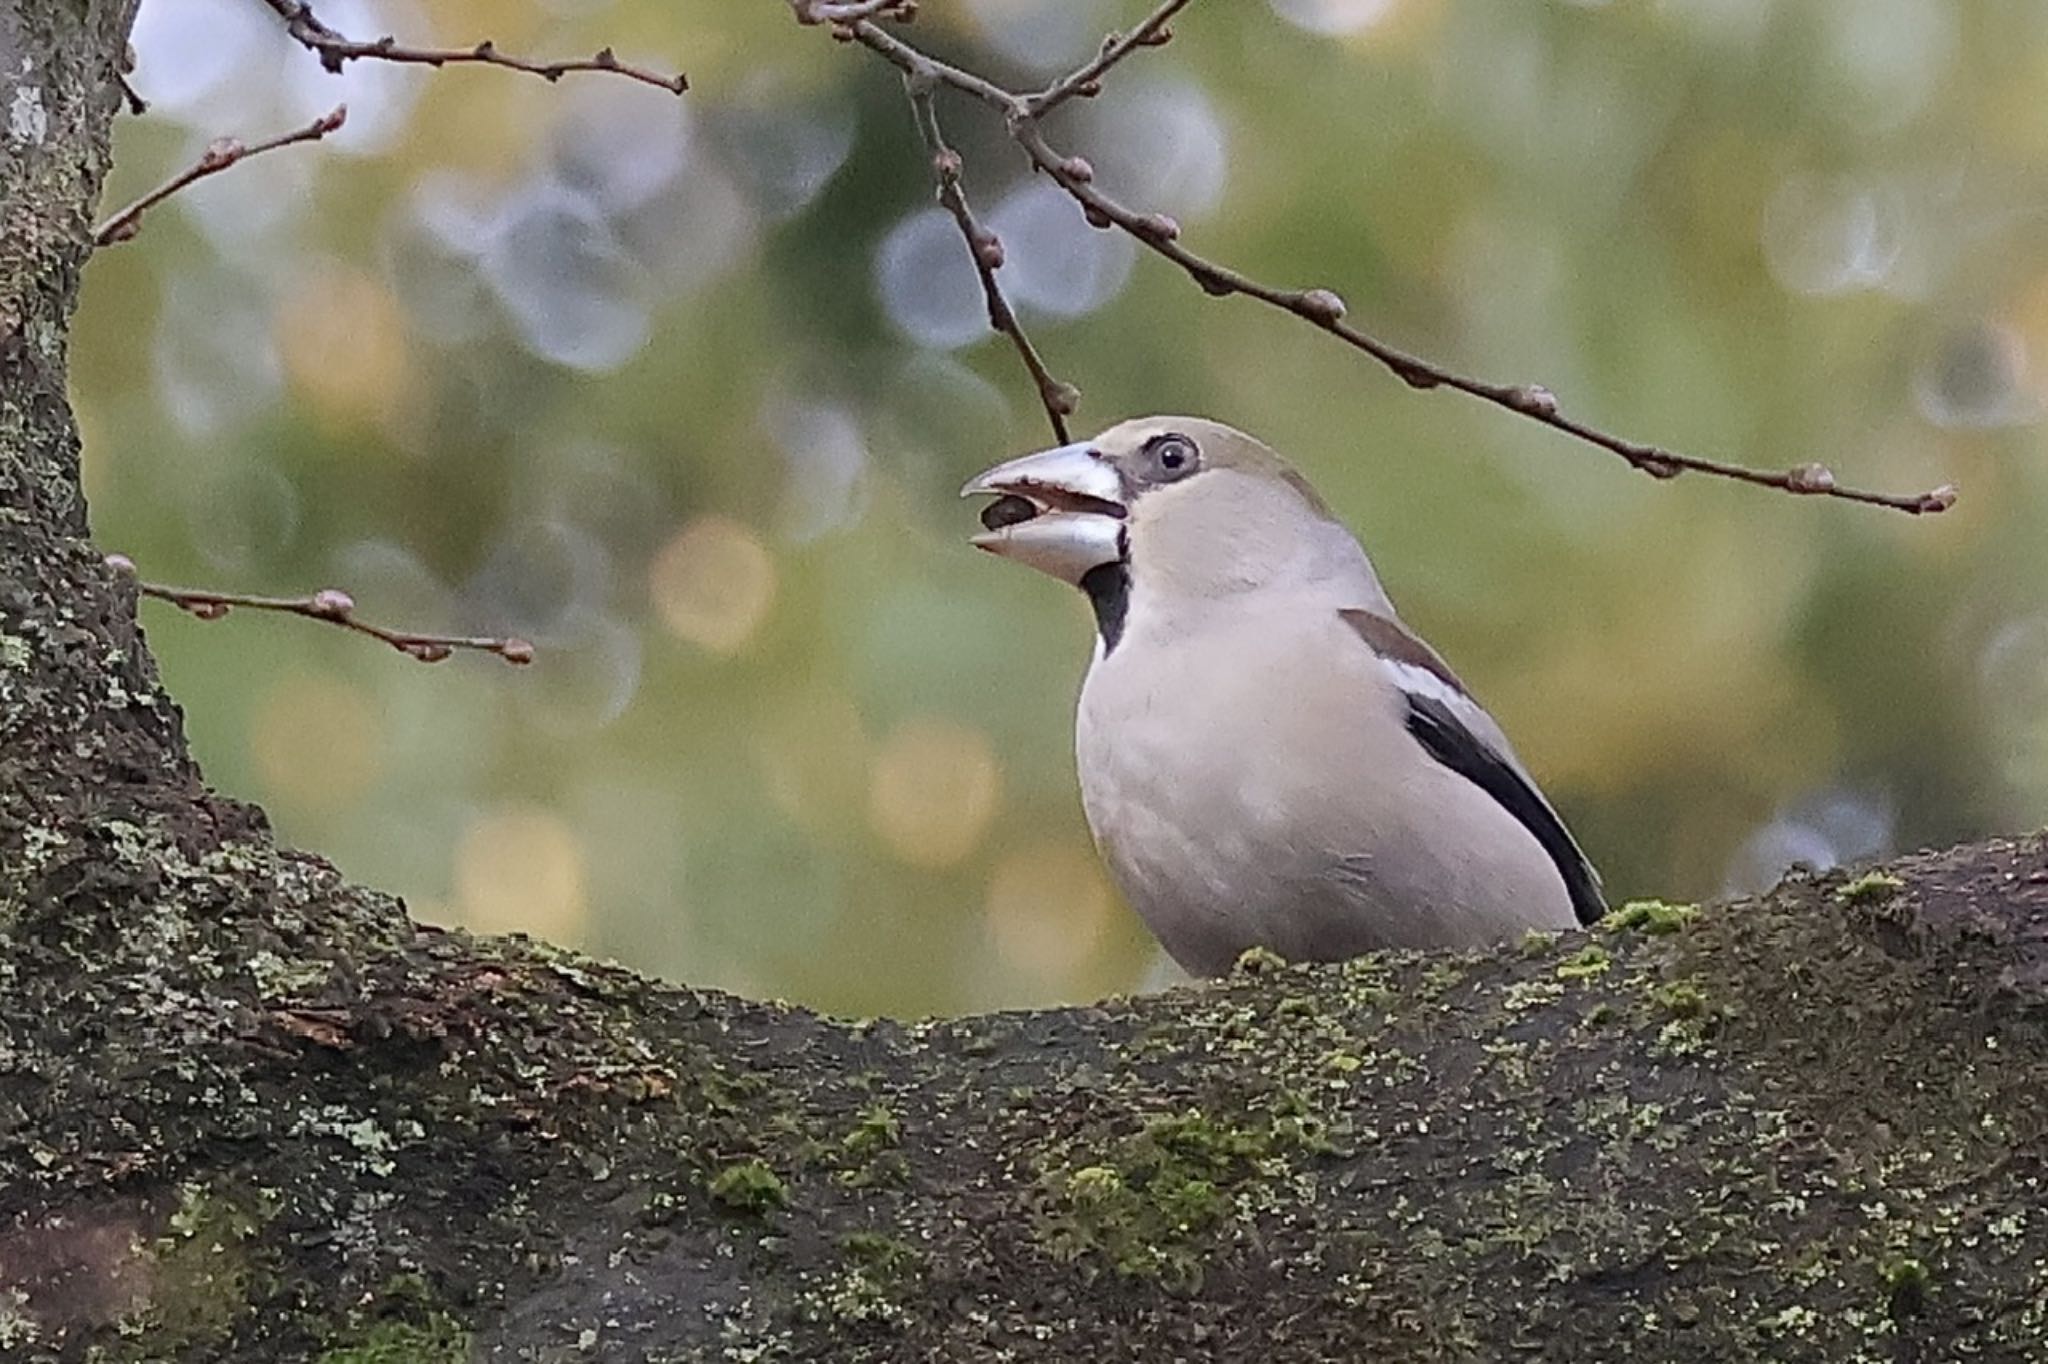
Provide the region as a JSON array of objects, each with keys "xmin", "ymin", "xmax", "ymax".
[
  {"xmin": 908, "ymin": 81, "xmax": 1075, "ymax": 443},
  {"xmin": 829, "ymin": 16, "xmax": 1956, "ymax": 515},
  {"xmin": 1007, "ymin": 122, "xmax": 1962, "ymax": 515},
  {"xmin": 260, "ymin": 0, "xmax": 687, "ymax": 94},
  {"xmin": 791, "ymin": 0, "xmax": 916, "ymax": 25},
  {"xmin": 1028, "ymin": 0, "xmax": 1193, "ymax": 118},
  {"xmin": 94, "ymin": 106, "xmax": 348, "ymax": 247},
  {"xmin": 116, "ymin": 73, "xmax": 148, "ymax": 116},
  {"xmin": 117, "ymin": 41, "xmax": 149, "ymax": 115},
  {"xmin": 109, "ymin": 557, "xmax": 535, "ymax": 666}
]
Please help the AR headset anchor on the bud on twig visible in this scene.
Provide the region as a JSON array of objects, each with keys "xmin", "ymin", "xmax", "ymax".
[
  {"xmin": 1137, "ymin": 213, "xmax": 1180, "ymax": 242},
  {"xmin": 1297, "ymin": 289, "xmax": 1347, "ymax": 324},
  {"xmin": 309, "ymin": 589, "xmax": 356, "ymax": 619},
  {"xmin": 198, "ymin": 138, "xmax": 243, "ymax": 171},
  {"xmin": 1785, "ymin": 463, "xmax": 1837, "ymax": 495}
]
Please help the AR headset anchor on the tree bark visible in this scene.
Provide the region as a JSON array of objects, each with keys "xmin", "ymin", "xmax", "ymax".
[{"xmin": 4, "ymin": 5, "xmax": 2047, "ymax": 1362}]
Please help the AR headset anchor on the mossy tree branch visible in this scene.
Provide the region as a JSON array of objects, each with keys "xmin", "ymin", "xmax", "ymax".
[{"xmin": 3, "ymin": 4, "xmax": 2047, "ymax": 1363}]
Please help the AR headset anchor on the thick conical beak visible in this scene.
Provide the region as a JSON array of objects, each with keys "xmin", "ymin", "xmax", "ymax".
[{"xmin": 960, "ymin": 442, "xmax": 1127, "ymax": 586}]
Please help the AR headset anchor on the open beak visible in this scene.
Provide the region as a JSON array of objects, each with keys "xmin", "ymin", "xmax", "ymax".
[{"xmin": 960, "ymin": 442, "xmax": 1127, "ymax": 586}]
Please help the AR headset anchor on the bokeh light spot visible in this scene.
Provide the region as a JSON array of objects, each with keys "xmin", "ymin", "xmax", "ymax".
[
  {"xmin": 868, "ymin": 718, "xmax": 1003, "ymax": 868},
  {"xmin": 455, "ymin": 808, "xmax": 589, "ymax": 941},
  {"xmin": 756, "ymin": 690, "xmax": 873, "ymax": 836},
  {"xmin": 983, "ymin": 839, "xmax": 1116, "ymax": 979},
  {"xmin": 1760, "ymin": 172, "xmax": 1902, "ymax": 296},
  {"xmin": 483, "ymin": 181, "xmax": 652, "ymax": 372},
  {"xmin": 251, "ymin": 671, "xmax": 384, "ymax": 815},
  {"xmin": 648, "ymin": 515, "xmax": 778, "ymax": 654},
  {"xmin": 987, "ymin": 181, "xmax": 1137, "ymax": 320},
  {"xmin": 1268, "ymin": 0, "xmax": 1400, "ymax": 37},
  {"xmin": 278, "ymin": 264, "xmax": 413, "ymax": 430},
  {"xmin": 875, "ymin": 207, "xmax": 988, "ymax": 350}
]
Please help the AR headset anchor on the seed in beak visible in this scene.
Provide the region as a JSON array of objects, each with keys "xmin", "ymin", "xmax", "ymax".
[{"xmin": 979, "ymin": 494, "xmax": 1041, "ymax": 532}]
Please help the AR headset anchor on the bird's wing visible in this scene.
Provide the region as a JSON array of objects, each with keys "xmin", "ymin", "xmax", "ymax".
[{"xmin": 1338, "ymin": 607, "xmax": 1606, "ymax": 924}]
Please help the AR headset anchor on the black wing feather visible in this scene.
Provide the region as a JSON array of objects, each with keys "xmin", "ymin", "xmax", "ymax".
[{"xmin": 1403, "ymin": 693, "xmax": 1607, "ymax": 926}]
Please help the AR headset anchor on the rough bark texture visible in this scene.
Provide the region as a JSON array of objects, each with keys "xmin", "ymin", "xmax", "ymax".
[{"xmin": 4, "ymin": 5, "xmax": 2048, "ymax": 1362}]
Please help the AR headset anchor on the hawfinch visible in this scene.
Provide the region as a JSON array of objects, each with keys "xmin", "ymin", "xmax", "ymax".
[{"xmin": 964, "ymin": 416, "xmax": 1604, "ymax": 977}]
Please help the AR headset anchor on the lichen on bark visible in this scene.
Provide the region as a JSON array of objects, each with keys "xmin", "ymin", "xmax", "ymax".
[{"xmin": 3, "ymin": 4, "xmax": 2048, "ymax": 1362}]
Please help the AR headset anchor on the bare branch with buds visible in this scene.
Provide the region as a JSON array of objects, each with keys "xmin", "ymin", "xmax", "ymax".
[
  {"xmin": 109, "ymin": 557, "xmax": 535, "ymax": 666},
  {"xmin": 94, "ymin": 106, "xmax": 348, "ymax": 247}
]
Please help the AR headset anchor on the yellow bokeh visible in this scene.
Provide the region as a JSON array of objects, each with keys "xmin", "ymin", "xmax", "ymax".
[
  {"xmin": 755, "ymin": 689, "xmax": 874, "ymax": 837},
  {"xmin": 276, "ymin": 264, "xmax": 413, "ymax": 432},
  {"xmin": 982, "ymin": 839, "xmax": 1116, "ymax": 980},
  {"xmin": 647, "ymin": 515, "xmax": 777, "ymax": 654},
  {"xmin": 867, "ymin": 717, "xmax": 1003, "ymax": 869},
  {"xmin": 250, "ymin": 671, "xmax": 384, "ymax": 814},
  {"xmin": 454, "ymin": 807, "xmax": 589, "ymax": 941}
]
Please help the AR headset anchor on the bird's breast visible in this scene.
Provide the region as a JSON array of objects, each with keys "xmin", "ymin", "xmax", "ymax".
[{"xmin": 1073, "ymin": 622, "xmax": 1344, "ymax": 966}]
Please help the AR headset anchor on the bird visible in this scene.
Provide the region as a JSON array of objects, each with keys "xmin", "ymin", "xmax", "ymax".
[{"xmin": 961, "ymin": 415, "xmax": 1604, "ymax": 978}]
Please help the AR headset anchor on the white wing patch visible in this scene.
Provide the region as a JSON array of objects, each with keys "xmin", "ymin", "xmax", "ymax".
[{"xmin": 1380, "ymin": 656, "xmax": 1469, "ymax": 714}]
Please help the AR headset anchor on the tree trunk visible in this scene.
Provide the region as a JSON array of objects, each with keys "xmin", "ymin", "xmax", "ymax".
[{"xmin": 4, "ymin": 5, "xmax": 2046, "ymax": 1361}]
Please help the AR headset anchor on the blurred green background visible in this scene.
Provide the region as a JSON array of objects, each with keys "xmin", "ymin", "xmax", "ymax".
[{"xmin": 78, "ymin": 0, "xmax": 2048, "ymax": 1016}]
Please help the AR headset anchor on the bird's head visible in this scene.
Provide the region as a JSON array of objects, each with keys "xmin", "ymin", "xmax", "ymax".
[{"xmin": 962, "ymin": 416, "xmax": 1374, "ymax": 612}]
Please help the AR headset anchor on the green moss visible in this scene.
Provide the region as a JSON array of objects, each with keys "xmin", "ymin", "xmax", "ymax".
[
  {"xmin": 1651, "ymin": 979, "xmax": 1710, "ymax": 1018},
  {"xmin": 315, "ymin": 1316, "xmax": 469, "ymax": 1364},
  {"xmin": 803, "ymin": 1232, "xmax": 928, "ymax": 1325},
  {"xmin": 709, "ymin": 1159, "xmax": 788, "ymax": 1213},
  {"xmin": 1232, "ymin": 945, "xmax": 1289, "ymax": 975},
  {"xmin": 314, "ymin": 1277, "xmax": 469, "ymax": 1364},
  {"xmin": 840, "ymin": 1231, "xmax": 923, "ymax": 1281},
  {"xmin": 126, "ymin": 1183, "xmax": 277, "ymax": 1352},
  {"xmin": 1503, "ymin": 978, "xmax": 1566, "ymax": 1012},
  {"xmin": 1555, "ymin": 944, "xmax": 1612, "ymax": 982},
  {"xmin": 1036, "ymin": 1106, "xmax": 1320, "ymax": 1290},
  {"xmin": 842, "ymin": 1101, "xmax": 900, "ymax": 1159},
  {"xmin": 836, "ymin": 1100, "xmax": 908, "ymax": 1188},
  {"xmin": 1419, "ymin": 959, "xmax": 1468, "ymax": 996},
  {"xmin": 1600, "ymin": 900, "xmax": 1700, "ymax": 934},
  {"xmin": 1881, "ymin": 1256, "xmax": 1931, "ymax": 1318},
  {"xmin": 1838, "ymin": 872, "xmax": 1905, "ymax": 905}
]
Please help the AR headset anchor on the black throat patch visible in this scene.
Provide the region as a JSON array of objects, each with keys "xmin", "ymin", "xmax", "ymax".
[{"xmin": 1079, "ymin": 562, "xmax": 1130, "ymax": 655}]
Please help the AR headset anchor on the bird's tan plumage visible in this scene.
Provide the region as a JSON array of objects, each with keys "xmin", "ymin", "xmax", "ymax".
[{"xmin": 964, "ymin": 416, "xmax": 1602, "ymax": 976}]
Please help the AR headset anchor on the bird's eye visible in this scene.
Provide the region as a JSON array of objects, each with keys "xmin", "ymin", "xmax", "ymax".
[{"xmin": 1143, "ymin": 434, "xmax": 1199, "ymax": 483}]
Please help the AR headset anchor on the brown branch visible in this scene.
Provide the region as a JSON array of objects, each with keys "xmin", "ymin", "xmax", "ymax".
[
  {"xmin": 908, "ymin": 81, "xmax": 1076, "ymax": 444},
  {"xmin": 1006, "ymin": 122, "xmax": 1961, "ymax": 515},
  {"xmin": 108, "ymin": 557, "xmax": 535, "ymax": 666},
  {"xmin": 93, "ymin": 106, "xmax": 347, "ymax": 247},
  {"xmin": 116, "ymin": 41, "xmax": 149, "ymax": 115},
  {"xmin": 791, "ymin": 0, "xmax": 917, "ymax": 25},
  {"xmin": 1027, "ymin": 0, "xmax": 1193, "ymax": 118},
  {"xmin": 825, "ymin": 16, "xmax": 1957, "ymax": 515},
  {"xmin": 259, "ymin": 0, "xmax": 686, "ymax": 94}
]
